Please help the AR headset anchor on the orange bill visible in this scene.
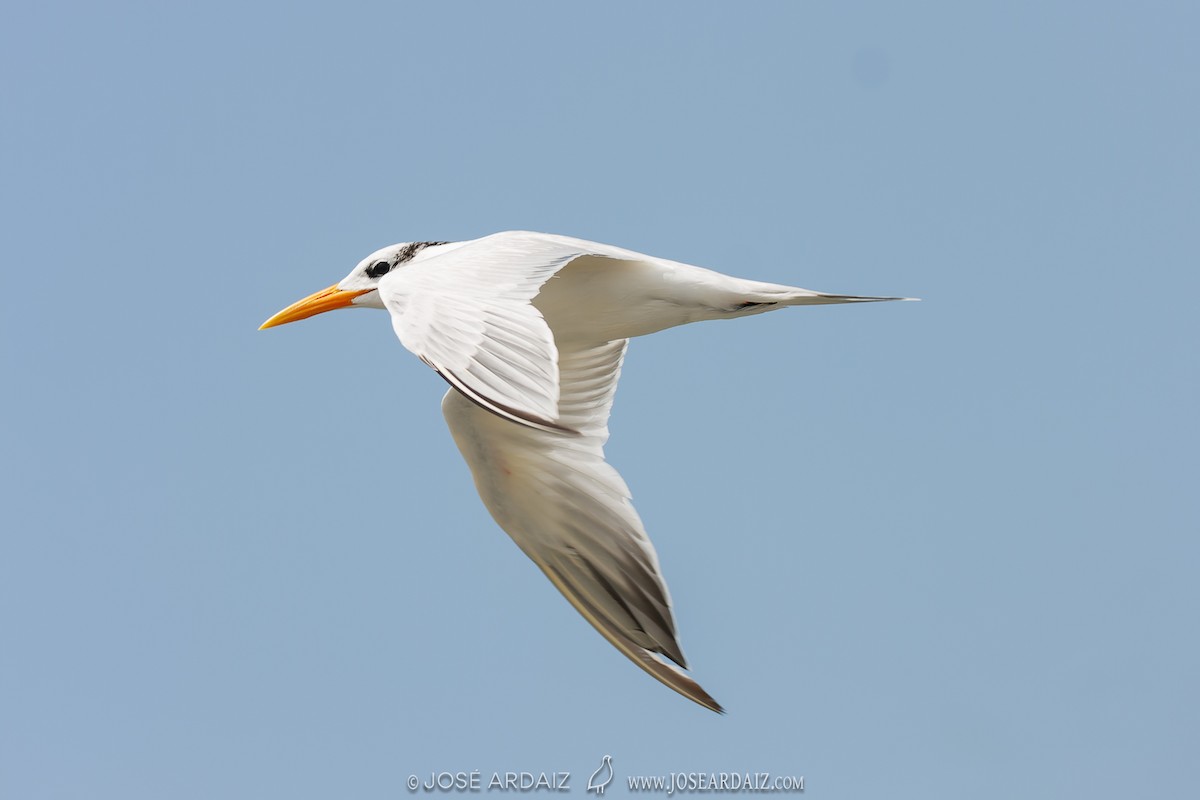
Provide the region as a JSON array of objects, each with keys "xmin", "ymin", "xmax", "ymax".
[{"xmin": 259, "ymin": 285, "xmax": 372, "ymax": 330}]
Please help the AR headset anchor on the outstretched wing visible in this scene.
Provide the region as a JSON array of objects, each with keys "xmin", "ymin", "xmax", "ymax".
[
  {"xmin": 377, "ymin": 232, "xmax": 632, "ymax": 433},
  {"xmin": 441, "ymin": 338, "xmax": 722, "ymax": 713}
]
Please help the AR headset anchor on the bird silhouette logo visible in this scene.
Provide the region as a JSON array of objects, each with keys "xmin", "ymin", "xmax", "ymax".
[{"xmin": 587, "ymin": 754, "xmax": 614, "ymax": 795}]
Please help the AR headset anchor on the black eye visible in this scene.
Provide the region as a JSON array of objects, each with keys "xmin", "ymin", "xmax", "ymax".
[{"xmin": 365, "ymin": 260, "xmax": 391, "ymax": 278}]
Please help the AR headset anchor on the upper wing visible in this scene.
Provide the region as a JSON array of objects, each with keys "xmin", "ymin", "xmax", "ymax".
[
  {"xmin": 441, "ymin": 338, "xmax": 722, "ymax": 713},
  {"xmin": 377, "ymin": 232, "xmax": 637, "ymax": 434}
]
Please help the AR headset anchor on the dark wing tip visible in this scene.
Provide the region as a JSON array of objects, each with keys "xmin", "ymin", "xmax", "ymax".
[{"xmin": 539, "ymin": 558, "xmax": 725, "ymax": 714}]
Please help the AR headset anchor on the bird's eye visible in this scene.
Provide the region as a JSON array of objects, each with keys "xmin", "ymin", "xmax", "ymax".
[{"xmin": 366, "ymin": 260, "xmax": 391, "ymax": 278}]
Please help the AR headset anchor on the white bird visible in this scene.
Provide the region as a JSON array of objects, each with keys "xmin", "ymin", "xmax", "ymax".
[{"xmin": 260, "ymin": 231, "xmax": 911, "ymax": 713}]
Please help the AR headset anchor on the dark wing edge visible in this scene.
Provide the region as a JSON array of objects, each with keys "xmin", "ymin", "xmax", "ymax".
[
  {"xmin": 440, "ymin": 338, "xmax": 724, "ymax": 714},
  {"xmin": 435, "ymin": 364, "xmax": 579, "ymax": 435},
  {"xmin": 534, "ymin": 552, "xmax": 725, "ymax": 714}
]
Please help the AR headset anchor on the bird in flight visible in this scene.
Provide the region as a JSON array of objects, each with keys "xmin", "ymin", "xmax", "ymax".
[{"xmin": 260, "ymin": 231, "xmax": 911, "ymax": 713}]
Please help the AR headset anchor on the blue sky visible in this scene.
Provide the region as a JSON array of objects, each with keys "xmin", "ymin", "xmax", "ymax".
[{"xmin": 2, "ymin": 2, "xmax": 1196, "ymax": 798}]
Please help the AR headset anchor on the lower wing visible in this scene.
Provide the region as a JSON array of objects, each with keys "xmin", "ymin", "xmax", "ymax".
[{"xmin": 440, "ymin": 339, "xmax": 722, "ymax": 713}]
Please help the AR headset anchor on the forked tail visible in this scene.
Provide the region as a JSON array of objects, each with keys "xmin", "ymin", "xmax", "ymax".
[{"xmin": 723, "ymin": 279, "xmax": 917, "ymax": 316}]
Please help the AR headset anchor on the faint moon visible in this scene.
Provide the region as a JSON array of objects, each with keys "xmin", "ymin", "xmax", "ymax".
[{"xmin": 853, "ymin": 47, "xmax": 891, "ymax": 89}]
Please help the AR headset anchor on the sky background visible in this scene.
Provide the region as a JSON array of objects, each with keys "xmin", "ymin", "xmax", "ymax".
[{"xmin": 2, "ymin": 2, "xmax": 1197, "ymax": 798}]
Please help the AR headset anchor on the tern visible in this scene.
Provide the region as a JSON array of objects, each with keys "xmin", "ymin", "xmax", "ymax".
[{"xmin": 261, "ymin": 231, "xmax": 910, "ymax": 713}]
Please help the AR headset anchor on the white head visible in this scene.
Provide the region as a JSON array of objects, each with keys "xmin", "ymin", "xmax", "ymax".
[{"xmin": 260, "ymin": 241, "xmax": 449, "ymax": 328}]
